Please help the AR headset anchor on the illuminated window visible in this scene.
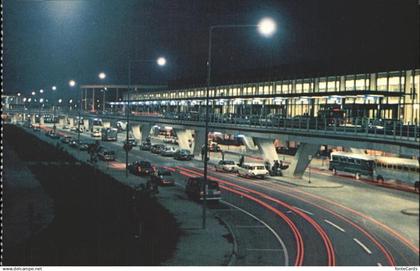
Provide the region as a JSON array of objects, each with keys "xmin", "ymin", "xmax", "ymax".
[
  {"xmin": 355, "ymin": 79, "xmax": 365, "ymax": 90},
  {"xmin": 345, "ymin": 79, "xmax": 355, "ymax": 90},
  {"xmin": 377, "ymin": 77, "xmax": 387, "ymax": 91},
  {"xmin": 319, "ymin": 81, "xmax": 327, "ymax": 92},
  {"xmin": 389, "ymin": 76, "xmax": 403, "ymax": 92}
]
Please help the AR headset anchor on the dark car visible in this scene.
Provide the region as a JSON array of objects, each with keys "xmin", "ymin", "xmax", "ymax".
[
  {"xmin": 125, "ymin": 138, "xmax": 137, "ymax": 146},
  {"xmin": 174, "ymin": 149, "xmax": 194, "ymax": 161},
  {"xmin": 150, "ymin": 144, "xmax": 165, "ymax": 154},
  {"xmin": 46, "ymin": 130, "xmax": 60, "ymax": 139},
  {"xmin": 69, "ymin": 139, "xmax": 78, "ymax": 148},
  {"xmin": 140, "ymin": 141, "xmax": 152, "ymax": 151},
  {"xmin": 78, "ymin": 141, "xmax": 90, "ymax": 151},
  {"xmin": 151, "ymin": 168, "xmax": 175, "ymax": 186},
  {"xmin": 185, "ymin": 177, "xmax": 221, "ymax": 201},
  {"xmin": 98, "ymin": 149, "xmax": 115, "ymax": 161},
  {"xmin": 128, "ymin": 160, "xmax": 155, "ymax": 176},
  {"xmin": 61, "ymin": 135, "xmax": 72, "ymax": 144}
]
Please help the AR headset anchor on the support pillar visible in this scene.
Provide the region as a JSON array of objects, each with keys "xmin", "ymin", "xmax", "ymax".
[
  {"xmin": 193, "ymin": 128, "xmax": 206, "ymax": 158},
  {"xmin": 31, "ymin": 114, "xmax": 36, "ymax": 124},
  {"xmin": 131, "ymin": 124, "xmax": 141, "ymax": 142},
  {"xmin": 83, "ymin": 119, "xmax": 89, "ymax": 131},
  {"xmin": 284, "ymin": 143, "xmax": 320, "ymax": 178},
  {"xmin": 140, "ymin": 123, "xmax": 152, "ymax": 143},
  {"xmin": 175, "ymin": 129, "xmax": 193, "ymax": 151},
  {"xmin": 68, "ymin": 118, "xmax": 75, "ymax": 128},
  {"xmin": 39, "ymin": 116, "xmax": 45, "ymax": 125},
  {"xmin": 240, "ymin": 135, "xmax": 259, "ymax": 151},
  {"xmin": 92, "ymin": 89, "xmax": 95, "ymax": 111},
  {"xmin": 254, "ymin": 138, "xmax": 278, "ymax": 166}
]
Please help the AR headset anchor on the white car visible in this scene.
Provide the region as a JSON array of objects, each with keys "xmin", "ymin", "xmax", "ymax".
[
  {"xmin": 237, "ymin": 163, "xmax": 269, "ymax": 179},
  {"xmin": 215, "ymin": 160, "xmax": 238, "ymax": 172},
  {"xmin": 91, "ymin": 129, "xmax": 101, "ymax": 137}
]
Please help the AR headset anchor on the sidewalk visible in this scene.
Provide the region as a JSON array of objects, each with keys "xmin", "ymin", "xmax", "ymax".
[{"xmin": 32, "ymin": 127, "xmax": 234, "ymax": 266}]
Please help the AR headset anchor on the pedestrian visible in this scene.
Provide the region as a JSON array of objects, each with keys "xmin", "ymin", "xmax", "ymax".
[{"xmin": 239, "ymin": 155, "xmax": 244, "ymax": 167}]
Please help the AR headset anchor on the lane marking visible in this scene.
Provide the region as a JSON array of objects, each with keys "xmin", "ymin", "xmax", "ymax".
[
  {"xmin": 221, "ymin": 200, "xmax": 290, "ymax": 266},
  {"xmin": 293, "ymin": 206, "xmax": 314, "ymax": 216},
  {"xmin": 246, "ymin": 248, "xmax": 284, "ymax": 252},
  {"xmin": 353, "ymin": 238, "xmax": 372, "ymax": 255},
  {"xmin": 235, "ymin": 225, "xmax": 267, "ymax": 229},
  {"xmin": 324, "ymin": 219, "xmax": 346, "ymax": 233}
]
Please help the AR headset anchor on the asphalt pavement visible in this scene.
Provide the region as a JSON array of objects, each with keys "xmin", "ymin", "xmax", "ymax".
[{"xmin": 22, "ymin": 124, "xmax": 420, "ymax": 266}]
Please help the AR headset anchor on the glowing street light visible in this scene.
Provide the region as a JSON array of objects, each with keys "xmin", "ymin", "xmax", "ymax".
[
  {"xmin": 69, "ymin": 99, "xmax": 73, "ymax": 103},
  {"xmin": 157, "ymin": 57, "xmax": 167, "ymax": 66},
  {"xmin": 40, "ymin": 98, "xmax": 44, "ymax": 103},
  {"xmin": 69, "ymin": 80, "xmax": 76, "ymax": 87},
  {"xmin": 17, "ymin": 92, "xmax": 21, "ymax": 97},
  {"xmin": 23, "ymin": 98, "xmax": 27, "ymax": 102},
  {"xmin": 28, "ymin": 98, "xmax": 32, "ymax": 102},
  {"xmin": 98, "ymin": 72, "xmax": 106, "ymax": 80},
  {"xmin": 258, "ymin": 17, "xmax": 276, "ymax": 37},
  {"xmin": 39, "ymin": 89, "xmax": 44, "ymax": 94},
  {"xmin": 32, "ymin": 91, "xmax": 36, "ymax": 96},
  {"xmin": 58, "ymin": 99, "xmax": 62, "ymax": 103},
  {"xmin": 52, "ymin": 86, "xmax": 57, "ymax": 91}
]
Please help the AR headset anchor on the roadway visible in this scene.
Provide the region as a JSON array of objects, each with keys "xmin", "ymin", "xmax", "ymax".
[{"xmin": 21, "ymin": 124, "xmax": 420, "ymax": 266}]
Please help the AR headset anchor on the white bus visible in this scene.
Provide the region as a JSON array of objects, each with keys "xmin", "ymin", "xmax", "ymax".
[{"xmin": 374, "ymin": 157, "xmax": 419, "ymax": 190}]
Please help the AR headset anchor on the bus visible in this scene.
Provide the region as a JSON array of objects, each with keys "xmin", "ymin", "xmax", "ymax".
[
  {"xmin": 374, "ymin": 157, "xmax": 419, "ymax": 190},
  {"xmin": 329, "ymin": 152, "xmax": 420, "ymax": 191},
  {"xmin": 329, "ymin": 152, "xmax": 375, "ymax": 179},
  {"xmin": 101, "ymin": 127, "xmax": 118, "ymax": 141}
]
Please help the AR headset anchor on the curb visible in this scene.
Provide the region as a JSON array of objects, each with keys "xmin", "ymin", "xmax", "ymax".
[
  {"xmin": 401, "ymin": 208, "xmax": 420, "ymax": 217},
  {"xmin": 268, "ymin": 177, "xmax": 344, "ymax": 188},
  {"xmin": 214, "ymin": 214, "xmax": 238, "ymax": 266}
]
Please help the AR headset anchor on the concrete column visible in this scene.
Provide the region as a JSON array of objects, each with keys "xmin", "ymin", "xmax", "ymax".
[
  {"xmin": 68, "ymin": 118, "xmax": 75, "ymax": 127},
  {"xmin": 254, "ymin": 138, "xmax": 278, "ymax": 165},
  {"xmin": 140, "ymin": 123, "xmax": 152, "ymax": 143},
  {"xmin": 59, "ymin": 118, "xmax": 65, "ymax": 128},
  {"xmin": 39, "ymin": 116, "xmax": 45, "ymax": 125},
  {"xmin": 284, "ymin": 143, "xmax": 320, "ymax": 178},
  {"xmin": 175, "ymin": 129, "xmax": 193, "ymax": 151},
  {"xmin": 131, "ymin": 124, "xmax": 141, "ymax": 141},
  {"xmin": 193, "ymin": 128, "xmax": 206, "ymax": 157},
  {"xmin": 31, "ymin": 114, "xmax": 36, "ymax": 124},
  {"xmin": 83, "ymin": 119, "xmax": 89, "ymax": 131},
  {"xmin": 240, "ymin": 135, "xmax": 258, "ymax": 151}
]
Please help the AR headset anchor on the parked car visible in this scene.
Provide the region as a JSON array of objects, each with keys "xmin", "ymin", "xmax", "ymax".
[
  {"xmin": 46, "ymin": 130, "xmax": 60, "ymax": 139},
  {"xmin": 128, "ymin": 160, "xmax": 155, "ymax": 176},
  {"xmin": 62, "ymin": 125, "xmax": 70, "ymax": 130},
  {"xmin": 60, "ymin": 135, "xmax": 72, "ymax": 144},
  {"xmin": 174, "ymin": 149, "xmax": 194, "ymax": 161},
  {"xmin": 161, "ymin": 146, "xmax": 178, "ymax": 157},
  {"xmin": 151, "ymin": 144, "xmax": 165, "ymax": 154},
  {"xmin": 151, "ymin": 168, "xmax": 175, "ymax": 186},
  {"xmin": 91, "ymin": 129, "xmax": 101, "ymax": 137},
  {"xmin": 78, "ymin": 141, "xmax": 89, "ymax": 151},
  {"xmin": 98, "ymin": 149, "xmax": 116, "ymax": 161},
  {"xmin": 69, "ymin": 139, "xmax": 78, "ymax": 148},
  {"xmin": 215, "ymin": 160, "xmax": 238, "ymax": 172},
  {"xmin": 140, "ymin": 141, "xmax": 152, "ymax": 151},
  {"xmin": 71, "ymin": 126, "xmax": 84, "ymax": 133},
  {"xmin": 185, "ymin": 177, "xmax": 221, "ymax": 201},
  {"xmin": 237, "ymin": 163, "xmax": 269, "ymax": 179},
  {"xmin": 124, "ymin": 138, "xmax": 137, "ymax": 147}
]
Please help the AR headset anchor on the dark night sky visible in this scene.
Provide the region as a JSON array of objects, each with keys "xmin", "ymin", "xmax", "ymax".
[{"xmin": 4, "ymin": 0, "xmax": 419, "ymax": 98}]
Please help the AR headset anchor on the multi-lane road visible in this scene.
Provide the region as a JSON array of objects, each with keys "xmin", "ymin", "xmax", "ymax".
[{"xmin": 23, "ymin": 124, "xmax": 420, "ymax": 266}]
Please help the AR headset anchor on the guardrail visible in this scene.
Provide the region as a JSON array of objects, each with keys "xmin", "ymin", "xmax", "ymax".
[{"xmin": 5, "ymin": 109, "xmax": 420, "ymax": 143}]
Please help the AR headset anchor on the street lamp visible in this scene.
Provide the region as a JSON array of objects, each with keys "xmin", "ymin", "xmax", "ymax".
[
  {"xmin": 69, "ymin": 80, "xmax": 76, "ymax": 87},
  {"xmin": 52, "ymin": 86, "xmax": 57, "ymax": 91},
  {"xmin": 125, "ymin": 57, "xmax": 166, "ymax": 177},
  {"xmin": 32, "ymin": 91, "xmax": 36, "ymax": 96},
  {"xmin": 201, "ymin": 18, "xmax": 276, "ymax": 229},
  {"xmin": 98, "ymin": 72, "xmax": 106, "ymax": 80},
  {"xmin": 39, "ymin": 89, "xmax": 44, "ymax": 94}
]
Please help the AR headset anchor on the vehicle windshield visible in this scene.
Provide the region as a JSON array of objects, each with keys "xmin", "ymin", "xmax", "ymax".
[
  {"xmin": 104, "ymin": 151, "xmax": 114, "ymax": 155},
  {"xmin": 224, "ymin": 161, "xmax": 235, "ymax": 165},
  {"xmin": 255, "ymin": 166, "xmax": 265, "ymax": 170}
]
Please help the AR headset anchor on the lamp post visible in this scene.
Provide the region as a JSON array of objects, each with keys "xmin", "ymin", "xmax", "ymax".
[
  {"xmin": 125, "ymin": 57, "xmax": 166, "ymax": 177},
  {"xmin": 98, "ymin": 73, "xmax": 107, "ymax": 113},
  {"xmin": 69, "ymin": 80, "xmax": 80, "ymax": 143},
  {"xmin": 202, "ymin": 18, "xmax": 276, "ymax": 229}
]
